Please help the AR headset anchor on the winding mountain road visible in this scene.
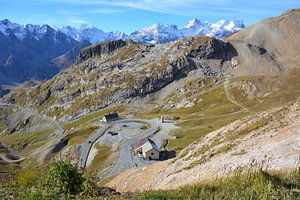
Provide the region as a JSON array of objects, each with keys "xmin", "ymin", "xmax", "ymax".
[
  {"xmin": 78, "ymin": 119, "xmax": 159, "ymax": 173},
  {"xmin": 0, "ymin": 103, "xmax": 64, "ymax": 135}
]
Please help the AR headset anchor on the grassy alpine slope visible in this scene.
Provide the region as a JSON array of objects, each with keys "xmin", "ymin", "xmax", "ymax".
[{"xmin": 1, "ymin": 9, "xmax": 300, "ymax": 199}]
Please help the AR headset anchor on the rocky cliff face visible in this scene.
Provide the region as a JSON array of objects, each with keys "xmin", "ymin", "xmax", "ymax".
[
  {"xmin": 76, "ymin": 39, "xmax": 128, "ymax": 62},
  {"xmin": 103, "ymin": 9, "xmax": 300, "ymax": 191},
  {"xmin": 3, "ymin": 9, "xmax": 300, "ymax": 120},
  {"xmin": 3, "ymin": 36, "xmax": 238, "ymax": 120}
]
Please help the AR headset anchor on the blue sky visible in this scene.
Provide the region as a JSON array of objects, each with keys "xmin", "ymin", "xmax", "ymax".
[{"xmin": 1, "ymin": 0, "xmax": 300, "ymax": 33}]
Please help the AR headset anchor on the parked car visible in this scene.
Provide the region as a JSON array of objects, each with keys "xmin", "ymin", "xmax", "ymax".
[{"xmin": 108, "ymin": 131, "xmax": 118, "ymax": 136}]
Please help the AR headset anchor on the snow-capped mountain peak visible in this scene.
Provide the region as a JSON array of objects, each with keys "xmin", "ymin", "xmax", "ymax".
[
  {"xmin": 0, "ymin": 19, "xmax": 25, "ymax": 39},
  {"xmin": 0, "ymin": 19, "xmax": 73, "ymax": 42},
  {"xmin": 57, "ymin": 25, "xmax": 127, "ymax": 44},
  {"xmin": 1, "ymin": 18, "xmax": 245, "ymax": 45},
  {"xmin": 79, "ymin": 24, "xmax": 95, "ymax": 30},
  {"xmin": 129, "ymin": 19, "xmax": 245, "ymax": 44},
  {"xmin": 212, "ymin": 19, "xmax": 245, "ymax": 31},
  {"xmin": 185, "ymin": 18, "xmax": 202, "ymax": 28}
]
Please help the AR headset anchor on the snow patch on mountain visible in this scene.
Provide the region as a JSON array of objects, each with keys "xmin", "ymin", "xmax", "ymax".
[
  {"xmin": 0, "ymin": 19, "xmax": 73, "ymax": 42},
  {"xmin": 57, "ymin": 25, "xmax": 127, "ymax": 44},
  {"xmin": 130, "ymin": 19, "xmax": 245, "ymax": 44},
  {"xmin": 0, "ymin": 18, "xmax": 245, "ymax": 45}
]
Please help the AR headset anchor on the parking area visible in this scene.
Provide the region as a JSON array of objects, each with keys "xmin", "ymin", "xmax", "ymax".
[
  {"xmin": 98, "ymin": 121, "xmax": 147, "ymax": 150},
  {"xmin": 83, "ymin": 118, "xmax": 179, "ymax": 178}
]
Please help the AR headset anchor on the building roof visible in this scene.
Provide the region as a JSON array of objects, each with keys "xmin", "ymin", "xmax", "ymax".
[
  {"xmin": 103, "ymin": 113, "xmax": 119, "ymax": 120},
  {"xmin": 142, "ymin": 141, "xmax": 160, "ymax": 153},
  {"xmin": 132, "ymin": 138, "xmax": 149, "ymax": 150},
  {"xmin": 132, "ymin": 138, "xmax": 160, "ymax": 152}
]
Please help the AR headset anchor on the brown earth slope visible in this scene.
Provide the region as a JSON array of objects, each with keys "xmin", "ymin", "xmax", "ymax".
[
  {"xmin": 106, "ymin": 9, "xmax": 300, "ymax": 192},
  {"xmin": 1, "ymin": 9, "xmax": 300, "ymax": 191},
  {"xmin": 227, "ymin": 9, "xmax": 300, "ymax": 75},
  {"xmin": 107, "ymin": 101, "xmax": 300, "ymax": 192}
]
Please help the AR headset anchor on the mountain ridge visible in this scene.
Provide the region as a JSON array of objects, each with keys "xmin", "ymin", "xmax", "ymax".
[
  {"xmin": 0, "ymin": 19, "xmax": 90, "ymax": 87},
  {"xmin": 0, "ymin": 9, "xmax": 300, "ymax": 199},
  {"xmin": 57, "ymin": 18, "xmax": 245, "ymax": 44},
  {"xmin": 0, "ymin": 18, "xmax": 244, "ymax": 90}
]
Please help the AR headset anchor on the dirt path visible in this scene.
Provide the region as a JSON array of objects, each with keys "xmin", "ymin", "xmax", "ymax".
[
  {"xmin": 224, "ymin": 79, "xmax": 249, "ymax": 112},
  {"xmin": 0, "ymin": 103, "xmax": 64, "ymax": 135},
  {"xmin": 0, "ymin": 144, "xmax": 23, "ymax": 164}
]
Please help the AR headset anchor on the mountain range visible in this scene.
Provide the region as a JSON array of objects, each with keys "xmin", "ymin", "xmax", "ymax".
[
  {"xmin": 1, "ymin": 9, "xmax": 300, "ymax": 199},
  {"xmin": 0, "ymin": 19, "xmax": 89, "ymax": 86},
  {"xmin": 56, "ymin": 25, "xmax": 127, "ymax": 44},
  {"xmin": 0, "ymin": 18, "xmax": 244, "ymax": 90},
  {"xmin": 57, "ymin": 19, "xmax": 245, "ymax": 44},
  {"xmin": 129, "ymin": 19, "xmax": 244, "ymax": 44}
]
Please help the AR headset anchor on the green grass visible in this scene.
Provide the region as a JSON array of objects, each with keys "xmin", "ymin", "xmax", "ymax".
[
  {"xmin": 87, "ymin": 144, "xmax": 112, "ymax": 177},
  {"xmin": 138, "ymin": 81, "xmax": 249, "ymax": 153},
  {"xmin": 63, "ymin": 105, "xmax": 125, "ymax": 130},
  {"xmin": 1, "ymin": 165, "xmax": 299, "ymax": 200},
  {"xmin": 137, "ymin": 170, "xmax": 300, "ymax": 200},
  {"xmin": 0, "ymin": 129, "xmax": 53, "ymax": 154},
  {"xmin": 64, "ymin": 125, "xmax": 99, "ymax": 146}
]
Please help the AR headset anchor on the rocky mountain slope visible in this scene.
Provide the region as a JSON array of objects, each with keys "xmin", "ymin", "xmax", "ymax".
[
  {"xmin": 0, "ymin": 9, "xmax": 300, "ymax": 194},
  {"xmin": 2, "ymin": 36, "xmax": 237, "ymax": 122},
  {"xmin": 0, "ymin": 19, "xmax": 90, "ymax": 86}
]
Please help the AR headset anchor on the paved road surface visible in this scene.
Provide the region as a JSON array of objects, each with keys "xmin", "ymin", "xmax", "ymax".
[
  {"xmin": 107, "ymin": 119, "xmax": 158, "ymax": 176},
  {"xmin": 78, "ymin": 119, "xmax": 158, "ymax": 172}
]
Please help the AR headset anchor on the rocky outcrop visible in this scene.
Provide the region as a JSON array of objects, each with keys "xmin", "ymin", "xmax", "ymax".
[
  {"xmin": 187, "ymin": 37, "xmax": 237, "ymax": 60},
  {"xmin": 76, "ymin": 39, "xmax": 128, "ymax": 62},
  {"xmin": 126, "ymin": 37, "xmax": 237, "ymax": 97},
  {"xmin": 3, "ymin": 36, "xmax": 239, "ymax": 119},
  {"xmin": 38, "ymin": 89, "xmax": 51, "ymax": 105}
]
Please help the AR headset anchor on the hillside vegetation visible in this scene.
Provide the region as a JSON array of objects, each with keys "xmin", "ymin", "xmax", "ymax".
[{"xmin": 1, "ymin": 9, "xmax": 300, "ymax": 199}]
